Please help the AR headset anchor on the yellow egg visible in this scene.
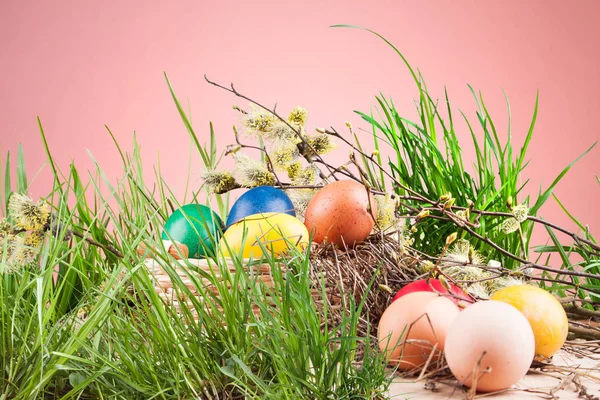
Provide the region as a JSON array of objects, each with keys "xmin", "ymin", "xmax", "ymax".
[
  {"xmin": 490, "ymin": 285, "xmax": 568, "ymax": 358},
  {"xmin": 219, "ymin": 212, "xmax": 309, "ymax": 259}
]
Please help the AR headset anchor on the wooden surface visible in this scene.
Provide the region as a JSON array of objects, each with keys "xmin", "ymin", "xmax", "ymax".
[{"xmin": 388, "ymin": 349, "xmax": 599, "ymax": 399}]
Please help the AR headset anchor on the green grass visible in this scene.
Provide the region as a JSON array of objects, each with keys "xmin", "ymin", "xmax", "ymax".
[
  {"xmin": 533, "ymin": 192, "xmax": 600, "ymax": 303},
  {"xmin": 335, "ymin": 25, "xmax": 596, "ymax": 272},
  {"xmin": 0, "ymin": 86, "xmax": 391, "ymax": 398}
]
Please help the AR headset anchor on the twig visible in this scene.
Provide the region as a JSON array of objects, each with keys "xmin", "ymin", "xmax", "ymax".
[
  {"xmin": 563, "ymin": 304, "xmax": 600, "ymax": 319},
  {"xmin": 52, "ymin": 218, "xmax": 123, "ymax": 258},
  {"xmin": 568, "ymin": 324, "xmax": 600, "ymax": 341},
  {"xmin": 467, "ymin": 209, "xmax": 600, "ymax": 253},
  {"xmin": 326, "ymin": 127, "xmax": 431, "ymax": 203},
  {"xmin": 559, "ymin": 297, "xmax": 600, "ymax": 307},
  {"xmin": 204, "ymin": 75, "xmax": 339, "ymax": 181},
  {"xmin": 528, "ymin": 277, "xmax": 600, "ymax": 296},
  {"xmin": 348, "ymin": 152, "xmax": 379, "ymax": 228},
  {"xmin": 69, "ymin": 230, "xmax": 124, "ymax": 258},
  {"xmin": 468, "ymin": 351, "xmax": 489, "ymax": 400},
  {"xmin": 458, "ymin": 223, "xmax": 600, "ymax": 281},
  {"xmin": 573, "ymin": 375, "xmax": 600, "ymax": 400}
]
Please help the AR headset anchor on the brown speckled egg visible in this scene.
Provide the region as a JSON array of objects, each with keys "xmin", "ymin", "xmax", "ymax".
[{"xmin": 304, "ymin": 180, "xmax": 377, "ymax": 247}]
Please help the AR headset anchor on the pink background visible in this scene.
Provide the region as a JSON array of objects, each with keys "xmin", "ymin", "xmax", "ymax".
[{"xmin": 1, "ymin": 0, "xmax": 599, "ymax": 249}]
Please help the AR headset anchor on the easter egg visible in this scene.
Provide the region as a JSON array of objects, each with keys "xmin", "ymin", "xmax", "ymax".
[
  {"xmin": 378, "ymin": 292, "xmax": 460, "ymax": 371},
  {"xmin": 490, "ymin": 284, "xmax": 568, "ymax": 358},
  {"xmin": 304, "ymin": 180, "xmax": 377, "ymax": 248},
  {"xmin": 161, "ymin": 204, "xmax": 223, "ymax": 258},
  {"xmin": 226, "ymin": 186, "xmax": 295, "ymax": 227},
  {"xmin": 392, "ymin": 279, "xmax": 472, "ymax": 306},
  {"xmin": 444, "ymin": 300, "xmax": 535, "ymax": 392},
  {"xmin": 219, "ymin": 212, "xmax": 309, "ymax": 259}
]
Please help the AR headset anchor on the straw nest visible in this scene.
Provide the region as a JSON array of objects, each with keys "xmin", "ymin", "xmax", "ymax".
[{"xmin": 308, "ymin": 232, "xmax": 422, "ymax": 338}]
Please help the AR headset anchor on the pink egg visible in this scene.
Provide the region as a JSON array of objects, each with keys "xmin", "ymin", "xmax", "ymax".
[
  {"xmin": 444, "ymin": 300, "xmax": 535, "ymax": 393},
  {"xmin": 378, "ymin": 291, "xmax": 460, "ymax": 372}
]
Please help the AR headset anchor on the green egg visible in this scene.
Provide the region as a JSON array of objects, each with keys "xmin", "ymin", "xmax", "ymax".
[{"xmin": 161, "ymin": 204, "xmax": 223, "ymax": 258}]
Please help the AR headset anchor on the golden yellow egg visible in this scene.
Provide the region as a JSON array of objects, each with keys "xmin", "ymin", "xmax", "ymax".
[
  {"xmin": 490, "ymin": 285, "xmax": 568, "ymax": 358},
  {"xmin": 219, "ymin": 212, "xmax": 309, "ymax": 259}
]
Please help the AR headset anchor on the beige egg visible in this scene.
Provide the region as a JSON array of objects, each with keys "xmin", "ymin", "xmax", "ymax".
[
  {"xmin": 444, "ymin": 300, "xmax": 535, "ymax": 393},
  {"xmin": 378, "ymin": 291, "xmax": 460, "ymax": 372}
]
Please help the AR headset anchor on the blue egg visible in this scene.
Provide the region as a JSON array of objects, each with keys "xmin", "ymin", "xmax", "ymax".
[{"xmin": 226, "ymin": 186, "xmax": 296, "ymax": 227}]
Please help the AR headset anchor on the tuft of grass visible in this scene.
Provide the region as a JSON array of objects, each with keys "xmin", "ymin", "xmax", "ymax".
[
  {"xmin": 334, "ymin": 25, "xmax": 595, "ymax": 271},
  {"xmin": 533, "ymin": 192, "xmax": 600, "ymax": 303},
  {"xmin": 0, "ymin": 137, "xmax": 125, "ymax": 398}
]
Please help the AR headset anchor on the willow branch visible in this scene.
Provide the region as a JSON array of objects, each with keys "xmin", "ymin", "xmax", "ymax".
[
  {"xmin": 467, "ymin": 209, "xmax": 600, "ymax": 253},
  {"xmin": 458, "ymin": 222, "xmax": 600, "ymax": 280},
  {"xmin": 230, "ymin": 126, "xmax": 285, "ymax": 186},
  {"xmin": 204, "ymin": 75, "xmax": 338, "ymax": 181}
]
